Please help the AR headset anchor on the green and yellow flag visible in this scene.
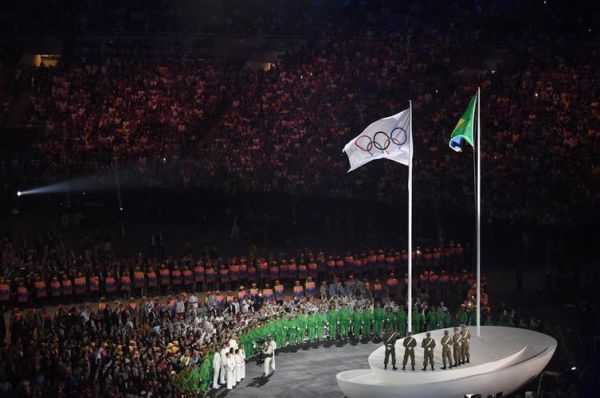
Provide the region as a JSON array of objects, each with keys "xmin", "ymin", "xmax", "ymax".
[{"xmin": 449, "ymin": 94, "xmax": 477, "ymax": 152}]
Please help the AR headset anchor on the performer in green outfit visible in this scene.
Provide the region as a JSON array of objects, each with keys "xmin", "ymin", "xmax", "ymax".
[
  {"xmin": 456, "ymin": 304, "xmax": 468, "ymax": 326},
  {"xmin": 288, "ymin": 316, "xmax": 299, "ymax": 345},
  {"xmin": 307, "ymin": 311, "xmax": 318, "ymax": 342},
  {"xmin": 426, "ymin": 306, "xmax": 440, "ymax": 331},
  {"xmin": 241, "ymin": 330, "xmax": 253, "ymax": 357},
  {"xmin": 373, "ymin": 303, "xmax": 385, "ymax": 339},
  {"xmin": 281, "ymin": 317, "xmax": 291, "ymax": 347},
  {"xmin": 268, "ymin": 320, "xmax": 279, "ymax": 341},
  {"xmin": 412, "ymin": 309, "xmax": 423, "ymax": 334},
  {"xmin": 351, "ymin": 305, "xmax": 363, "ymax": 338},
  {"xmin": 443, "ymin": 311, "xmax": 453, "ymax": 328},
  {"xmin": 200, "ymin": 354, "xmax": 212, "ymax": 394},
  {"xmin": 363, "ymin": 307, "xmax": 373, "ymax": 337},
  {"xmin": 316, "ymin": 310, "xmax": 327, "ymax": 341},
  {"xmin": 274, "ymin": 319, "xmax": 286, "ymax": 348},
  {"xmin": 297, "ymin": 312, "xmax": 309, "ymax": 344},
  {"xmin": 328, "ymin": 306, "xmax": 339, "ymax": 340},
  {"xmin": 185, "ymin": 364, "xmax": 202, "ymax": 394},
  {"xmin": 338, "ymin": 305, "xmax": 351, "ymax": 340},
  {"xmin": 396, "ymin": 306, "xmax": 407, "ymax": 337},
  {"xmin": 384, "ymin": 307, "xmax": 395, "ymax": 335}
]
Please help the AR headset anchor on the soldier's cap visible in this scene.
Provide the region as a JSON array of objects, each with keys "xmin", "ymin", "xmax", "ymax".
[{"xmin": 426, "ymin": 332, "xmax": 431, "ymax": 336}]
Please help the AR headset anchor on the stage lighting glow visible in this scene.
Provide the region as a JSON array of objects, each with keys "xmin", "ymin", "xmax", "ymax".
[
  {"xmin": 14, "ymin": 165, "xmax": 141, "ymax": 198},
  {"xmin": 119, "ymin": 207, "xmax": 123, "ymax": 211},
  {"xmin": 571, "ymin": 366, "xmax": 576, "ymax": 371}
]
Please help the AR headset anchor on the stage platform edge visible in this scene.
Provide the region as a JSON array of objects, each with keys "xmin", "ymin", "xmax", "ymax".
[{"xmin": 336, "ymin": 326, "xmax": 556, "ymax": 398}]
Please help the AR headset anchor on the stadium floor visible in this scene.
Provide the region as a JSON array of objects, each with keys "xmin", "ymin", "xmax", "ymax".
[{"xmin": 210, "ymin": 340, "xmax": 380, "ymax": 398}]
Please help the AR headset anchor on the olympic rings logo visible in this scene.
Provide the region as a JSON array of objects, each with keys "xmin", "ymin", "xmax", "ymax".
[{"xmin": 355, "ymin": 127, "xmax": 408, "ymax": 154}]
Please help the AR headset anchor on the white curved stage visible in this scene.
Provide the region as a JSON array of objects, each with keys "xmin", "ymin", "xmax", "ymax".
[{"xmin": 337, "ymin": 326, "xmax": 556, "ymax": 398}]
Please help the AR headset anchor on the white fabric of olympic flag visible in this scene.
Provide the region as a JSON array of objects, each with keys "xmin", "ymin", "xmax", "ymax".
[{"xmin": 342, "ymin": 109, "xmax": 412, "ymax": 172}]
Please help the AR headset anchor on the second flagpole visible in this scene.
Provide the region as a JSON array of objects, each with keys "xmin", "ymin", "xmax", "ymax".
[
  {"xmin": 476, "ymin": 87, "xmax": 481, "ymax": 337},
  {"xmin": 408, "ymin": 100, "xmax": 413, "ymax": 333}
]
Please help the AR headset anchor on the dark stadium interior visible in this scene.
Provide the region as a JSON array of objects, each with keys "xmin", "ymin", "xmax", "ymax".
[{"xmin": 0, "ymin": 1, "xmax": 599, "ymax": 397}]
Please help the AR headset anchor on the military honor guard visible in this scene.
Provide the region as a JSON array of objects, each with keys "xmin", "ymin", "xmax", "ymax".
[
  {"xmin": 461, "ymin": 325, "xmax": 471, "ymax": 364},
  {"xmin": 383, "ymin": 329, "xmax": 398, "ymax": 370},
  {"xmin": 452, "ymin": 326, "xmax": 463, "ymax": 367},
  {"xmin": 402, "ymin": 331, "xmax": 417, "ymax": 371},
  {"xmin": 440, "ymin": 330, "xmax": 453, "ymax": 369},
  {"xmin": 421, "ymin": 332, "xmax": 436, "ymax": 371}
]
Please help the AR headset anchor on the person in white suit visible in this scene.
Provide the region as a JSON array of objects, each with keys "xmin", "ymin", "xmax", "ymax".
[
  {"xmin": 239, "ymin": 346, "xmax": 246, "ymax": 379},
  {"xmin": 235, "ymin": 349, "xmax": 242, "ymax": 383},
  {"xmin": 219, "ymin": 343, "xmax": 229, "ymax": 385},
  {"xmin": 262, "ymin": 336, "xmax": 277, "ymax": 376},
  {"xmin": 212, "ymin": 347, "xmax": 222, "ymax": 389},
  {"xmin": 225, "ymin": 352, "xmax": 236, "ymax": 390}
]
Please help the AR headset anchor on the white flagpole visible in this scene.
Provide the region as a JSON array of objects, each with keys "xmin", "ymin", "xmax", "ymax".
[
  {"xmin": 476, "ymin": 87, "xmax": 481, "ymax": 337},
  {"xmin": 407, "ymin": 100, "xmax": 413, "ymax": 333}
]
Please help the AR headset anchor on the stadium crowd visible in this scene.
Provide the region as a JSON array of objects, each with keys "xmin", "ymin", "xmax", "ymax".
[
  {"xmin": 0, "ymin": 40, "xmax": 597, "ymax": 228},
  {"xmin": 21, "ymin": 57, "xmax": 232, "ymax": 184},
  {"xmin": 0, "ymin": 2, "xmax": 597, "ymax": 230}
]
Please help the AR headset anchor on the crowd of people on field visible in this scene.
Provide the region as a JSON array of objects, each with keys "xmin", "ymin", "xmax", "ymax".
[
  {"xmin": 1, "ymin": 266, "xmax": 488, "ymax": 397},
  {"xmin": 0, "ymin": 227, "xmax": 481, "ymax": 310},
  {"xmin": 2, "ymin": 262, "xmax": 596, "ymax": 397}
]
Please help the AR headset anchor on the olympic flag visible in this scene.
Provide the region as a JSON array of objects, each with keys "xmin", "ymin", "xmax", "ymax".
[
  {"xmin": 342, "ymin": 109, "xmax": 412, "ymax": 172},
  {"xmin": 341, "ymin": 104, "xmax": 415, "ymax": 334}
]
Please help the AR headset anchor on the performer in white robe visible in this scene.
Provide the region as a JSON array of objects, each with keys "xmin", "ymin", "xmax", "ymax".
[
  {"xmin": 230, "ymin": 348, "xmax": 238, "ymax": 386},
  {"xmin": 228, "ymin": 336, "xmax": 239, "ymax": 350},
  {"xmin": 226, "ymin": 353, "xmax": 236, "ymax": 390},
  {"xmin": 239, "ymin": 346, "xmax": 246, "ymax": 379},
  {"xmin": 235, "ymin": 349, "xmax": 242, "ymax": 383},
  {"xmin": 219, "ymin": 343, "xmax": 229, "ymax": 385},
  {"xmin": 212, "ymin": 348, "xmax": 222, "ymax": 389}
]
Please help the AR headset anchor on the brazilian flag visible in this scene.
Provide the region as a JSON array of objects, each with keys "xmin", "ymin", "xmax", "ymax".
[{"xmin": 449, "ymin": 94, "xmax": 477, "ymax": 152}]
